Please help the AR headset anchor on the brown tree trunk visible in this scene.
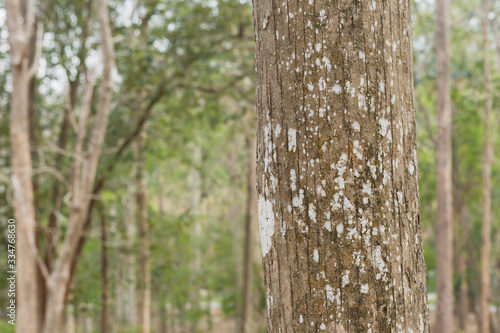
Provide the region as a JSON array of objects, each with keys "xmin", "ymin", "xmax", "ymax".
[
  {"xmin": 456, "ymin": 206, "xmax": 469, "ymax": 332},
  {"xmin": 241, "ymin": 120, "xmax": 257, "ymax": 333},
  {"xmin": 252, "ymin": 0, "xmax": 430, "ymax": 331},
  {"xmin": 6, "ymin": 1, "xmax": 41, "ymax": 332},
  {"xmin": 188, "ymin": 145, "xmax": 202, "ymax": 333},
  {"xmin": 137, "ymin": 131, "xmax": 151, "ymax": 333},
  {"xmin": 125, "ymin": 183, "xmax": 138, "ymax": 326},
  {"xmin": 436, "ymin": 0, "xmax": 454, "ymax": 330},
  {"xmin": 480, "ymin": 1, "xmax": 493, "ymax": 332},
  {"xmin": 100, "ymin": 206, "xmax": 110, "ymax": 333},
  {"xmin": 42, "ymin": 0, "xmax": 115, "ymax": 331}
]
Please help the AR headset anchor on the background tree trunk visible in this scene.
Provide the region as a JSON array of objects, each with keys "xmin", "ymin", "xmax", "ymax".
[
  {"xmin": 6, "ymin": 1, "xmax": 41, "ymax": 332},
  {"xmin": 480, "ymin": 0, "xmax": 493, "ymax": 332},
  {"xmin": 188, "ymin": 145, "xmax": 202, "ymax": 333},
  {"xmin": 137, "ymin": 130, "xmax": 151, "ymax": 333},
  {"xmin": 436, "ymin": 0, "xmax": 454, "ymax": 330},
  {"xmin": 241, "ymin": 116, "xmax": 257, "ymax": 333},
  {"xmin": 42, "ymin": 0, "xmax": 115, "ymax": 330},
  {"xmin": 100, "ymin": 206, "xmax": 111, "ymax": 333},
  {"xmin": 125, "ymin": 184, "xmax": 138, "ymax": 326},
  {"xmin": 252, "ymin": 0, "xmax": 430, "ymax": 331}
]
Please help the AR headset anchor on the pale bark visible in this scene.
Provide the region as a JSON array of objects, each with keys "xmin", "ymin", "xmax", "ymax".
[
  {"xmin": 41, "ymin": 0, "xmax": 115, "ymax": 331},
  {"xmin": 137, "ymin": 130, "xmax": 151, "ymax": 333},
  {"xmin": 435, "ymin": 0, "xmax": 454, "ymax": 331},
  {"xmin": 252, "ymin": 0, "xmax": 430, "ymax": 331},
  {"xmin": 241, "ymin": 120, "xmax": 257, "ymax": 333},
  {"xmin": 480, "ymin": 1, "xmax": 493, "ymax": 332},
  {"xmin": 6, "ymin": 1, "xmax": 41, "ymax": 332}
]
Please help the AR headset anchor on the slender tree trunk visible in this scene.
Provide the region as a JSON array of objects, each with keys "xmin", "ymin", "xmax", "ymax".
[
  {"xmin": 435, "ymin": 0, "xmax": 454, "ymax": 331},
  {"xmin": 457, "ymin": 206, "xmax": 469, "ymax": 332},
  {"xmin": 188, "ymin": 145, "xmax": 202, "ymax": 333},
  {"xmin": 241, "ymin": 122, "xmax": 257, "ymax": 333},
  {"xmin": 42, "ymin": 0, "xmax": 114, "ymax": 330},
  {"xmin": 137, "ymin": 130, "xmax": 151, "ymax": 333},
  {"xmin": 480, "ymin": 1, "xmax": 493, "ymax": 332},
  {"xmin": 125, "ymin": 185, "xmax": 138, "ymax": 326},
  {"xmin": 252, "ymin": 0, "xmax": 430, "ymax": 331},
  {"xmin": 100, "ymin": 206, "xmax": 111, "ymax": 333},
  {"xmin": 6, "ymin": 1, "xmax": 41, "ymax": 332}
]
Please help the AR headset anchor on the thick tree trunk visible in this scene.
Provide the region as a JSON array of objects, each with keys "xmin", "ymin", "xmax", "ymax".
[
  {"xmin": 100, "ymin": 207, "xmax": 111, "ymax": 333},
  {"xmin": 252, "ymin": 0, "xmax": 430, "ymax": 331},
  {"xmin": 435, "ymin": 0, "xmax": 454, "ymax": 330},
  {"xmin": 137, "ymin": 131, "xmax": 151, "ymax": 333},
  {"xmin": 241, "ymin": 125, "xmax": 257, "ymax": 333},
  {"xmin": 6, "ymin": 1, "xmax": 41, "ymax": 332},
  {"xmin": 480, "ymin": 1, "xmax": 493, "ymax": 332}
]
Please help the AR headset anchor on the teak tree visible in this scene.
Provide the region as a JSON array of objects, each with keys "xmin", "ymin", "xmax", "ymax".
[{"xmin": 252, "ymin": 0, "xmax": 430, "ymax": 332}]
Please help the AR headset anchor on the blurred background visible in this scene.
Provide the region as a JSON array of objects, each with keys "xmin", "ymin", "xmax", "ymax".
[{"xmin": 0, "ymin": 0, "xmax": 499, "ymax": 332}]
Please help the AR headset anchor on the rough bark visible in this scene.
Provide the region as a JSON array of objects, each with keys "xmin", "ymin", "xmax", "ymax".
[
  {"xmin": 241, "ymin": 121, "xmax": 258, "ymax": 333},
  {"xmin": 435, "ymin": 0, "xmax": 454, "ymax": 331},
  {"xmin": 480, "ymin": 1, "xmax": 493, "ymax": 332},
  {"xmin": 6, "ymin": 1, "xmax": 41, "ymax": 332},
  {"xmin": 137, "ymin": 130, "xmax": 151, "ymax": 333},
  {"xmin": 252, "ymin": 0, "xmax": 430, "ymax": 331},
  {"xmin": 41, "ymin": 0, "xmax": 115, "ymax": 331}
]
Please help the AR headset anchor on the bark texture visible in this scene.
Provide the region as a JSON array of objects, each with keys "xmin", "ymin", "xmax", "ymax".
[
  {"xmin": 480, "ymin": 1, "xmax": 493, "ymax": 332},
  {"xmin": 252, "ymin": 0, "xmax": 430, "ymax": 332},
  {"xmin": 435, "ymin": 0, "xmax": 454, "ymax": 331}
]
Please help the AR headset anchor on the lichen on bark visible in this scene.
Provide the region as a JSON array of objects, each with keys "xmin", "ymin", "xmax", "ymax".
[{"xmin": 252, "ymin": 0, "xmax": 430, "ymax": 332}]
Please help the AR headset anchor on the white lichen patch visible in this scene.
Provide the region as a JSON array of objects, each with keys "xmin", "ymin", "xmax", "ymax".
[
  {"xmin": 342, "ymin": 270, "xmax": 350, "ymax": 287},
  {"xmin": 352, "ymin": 121, "xmax": 360, "ymax": 132},
  {"xmin": 409, "ymin": 160, "xmax": 415, "ymax": 175},
  {"xmin": 308, "ymin": 203, "xmax": 317, "ymax": 223},
  {"xmin": 313, "ymin": 249, "xmax": 319, "ymax": 262},
  {"xmin": 288, "ymin": 128, "xmax": 297, "ymax": 152},
  {"xmin": 378, "ymin": 117, "xmax": 390, "ymax": 138},
  {"xmin": 258, "ymin": 196, "xmax": 275, "ymax": 257},
  {"xmin": 326, "ymin": 284, "xmax": 334, "ymax": 302},
  {"xmin": 332, "ymin": 83, "xmax": 342, "ymax": 94},
  {"xmin": 361, "ymin": 284, "xmax": 369, "ymax": 294}
]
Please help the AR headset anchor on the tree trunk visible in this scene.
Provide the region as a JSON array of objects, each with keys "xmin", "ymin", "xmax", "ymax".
[
  {"xmin": 480, "ymin": 1, "xmax": 493, "ymax": 332},
  {"xmin": 125, "ymin": 184, "xmax": 138, "ymax": 326},
  {"xmin": 188, "ymin": 145, "xmax": 202, "ymax": 333},
  {"xmin": 241, "ymin": 123, "xmax": 257, "ymax": 333},
  {"xmin": 137, "ymin": 130, "xmax": 151, "ymax": 333},
  {"xmin": 456, "ymin": 207, "xmax": 469, "ymax": 332},
  {"xmin": 100, "ymin": 206, "xmax": 111, "ymax": 333},
  {"xmin": 42, "ymin": 0, "xmax": 114, "ymax": 331},
  {"xmin": 252, "ymin": 0, "xmax": 430, "ymax": 331},
  {"xmin": 6, "ymin": 1, "xmax": 41, "ymax": 332},
  {"xmin": 436, "ymin": 0, "xmax": 454, "ymax": 330}
]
